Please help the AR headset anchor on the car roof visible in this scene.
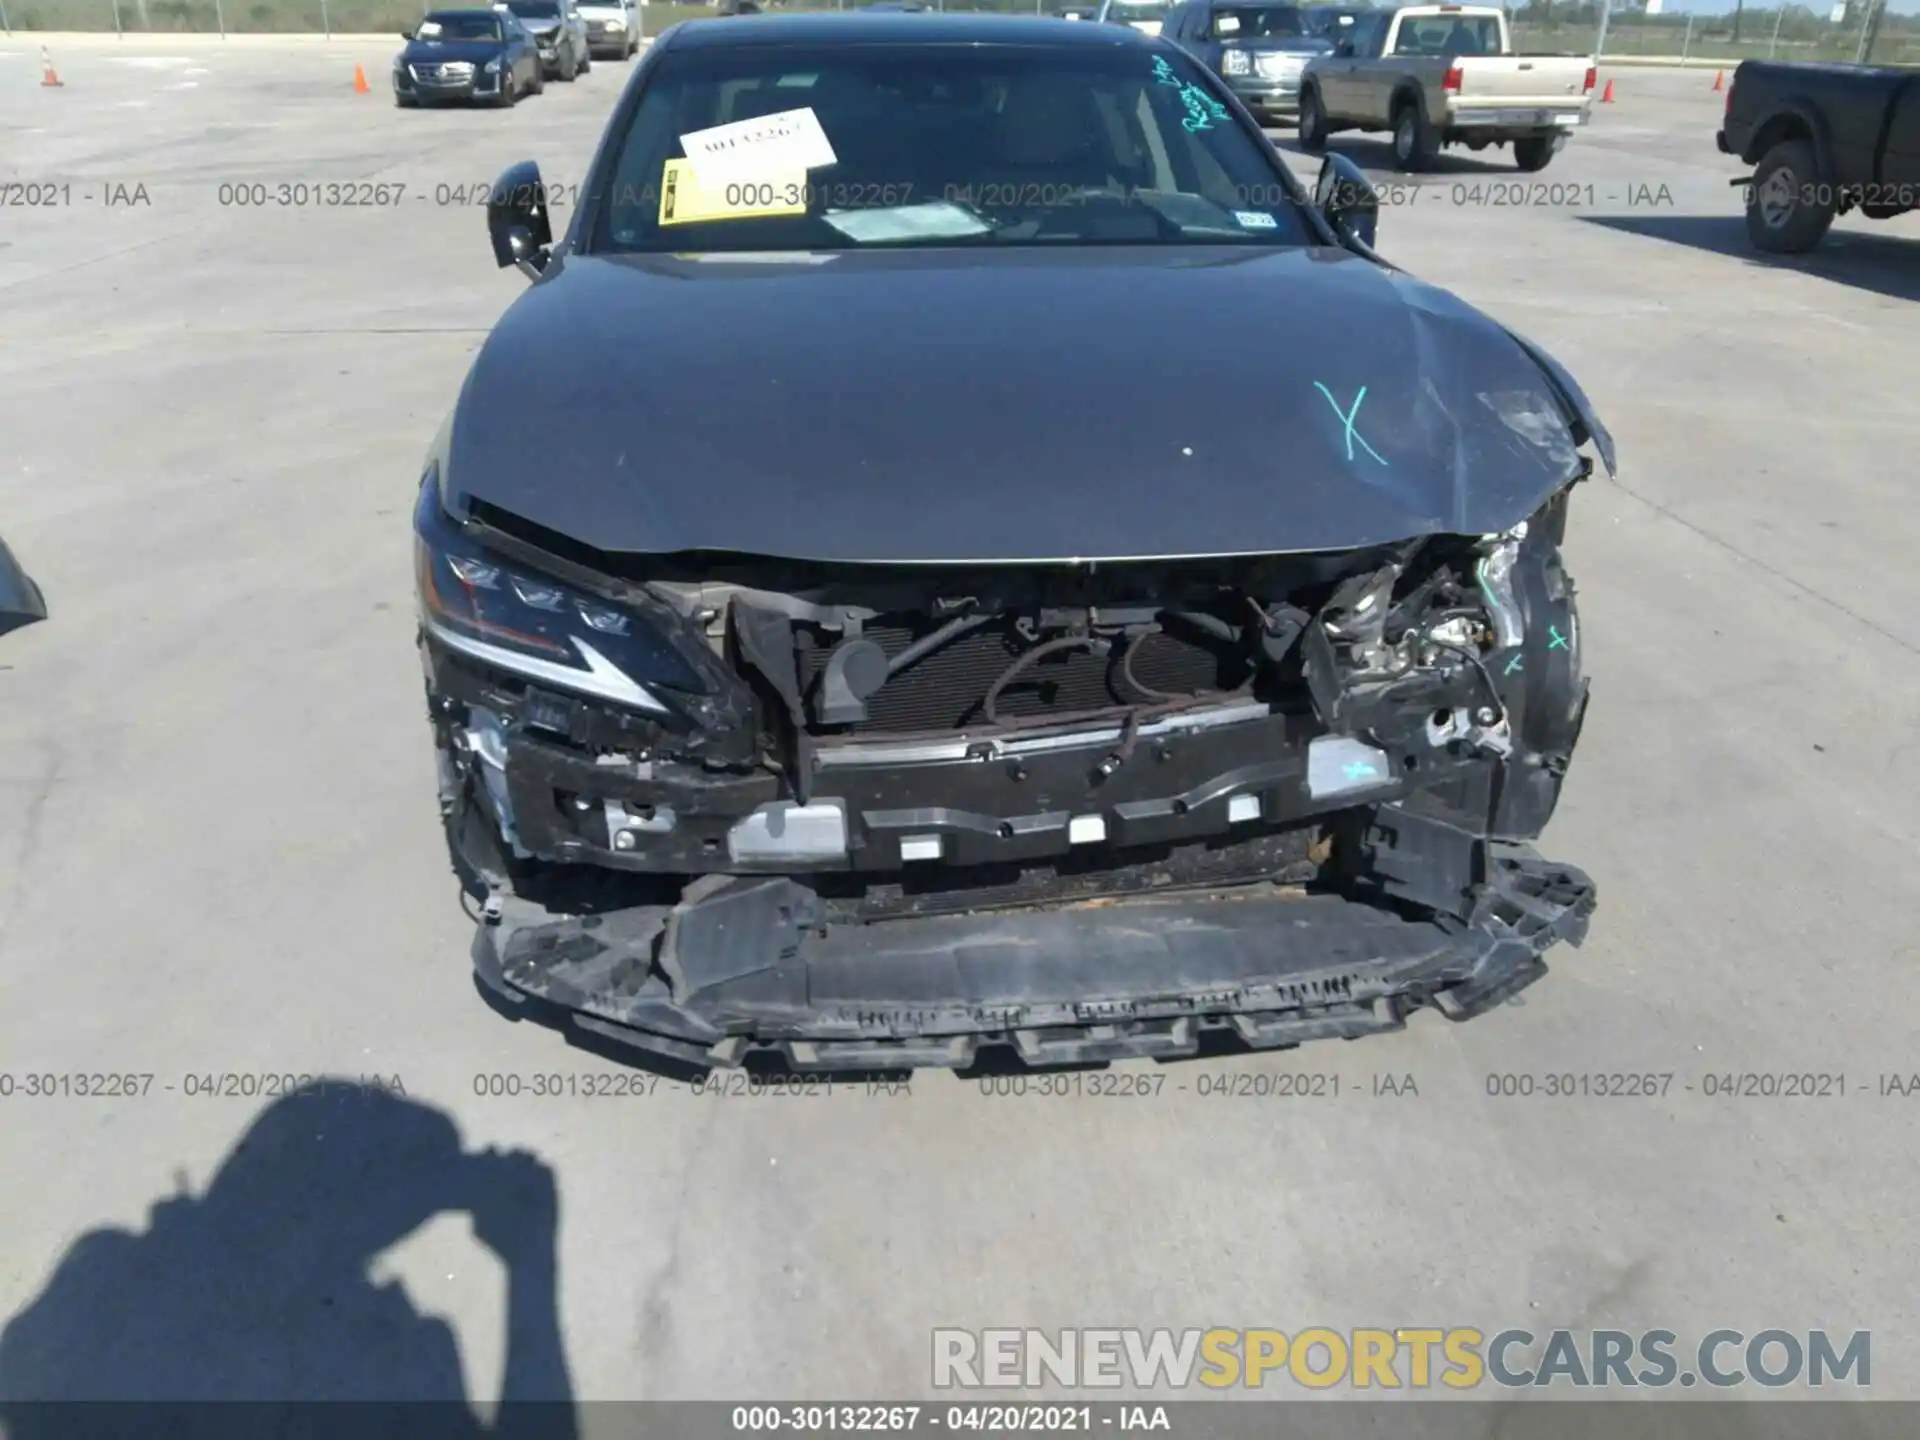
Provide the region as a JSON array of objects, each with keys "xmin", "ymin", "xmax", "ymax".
[
  {"xmin": 665, "ymin": 12, "xmax": 1161, "ymax": 50},
  {"xmin": 423, "ymin": 7, "xmax": 503, "ymax": 17}
]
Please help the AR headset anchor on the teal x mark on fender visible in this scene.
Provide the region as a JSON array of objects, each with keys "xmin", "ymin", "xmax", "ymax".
[
  {"xmin": 1343, "ymin": 759, "xmax": 1378, "ymax": 781},
  {"xmin": 1313, "ymin": 383, "xmax": 1389, "ymax": 467}
]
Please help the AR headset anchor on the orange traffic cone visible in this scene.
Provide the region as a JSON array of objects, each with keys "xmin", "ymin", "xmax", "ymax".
[
  {"xmin": 1712, "ymin": 70, "xmax": 1725, "ymax": 92},
  {"xmin": 353, "ymin": 63, "xmax": 370, "ymax": 94},
  {"xmin": 40, "ymin": 46, "xmax": 63, "ymax": 88},
  {"xmin": 1600, "ymin": 78, "xmax": 1614, "ymax": 103}
]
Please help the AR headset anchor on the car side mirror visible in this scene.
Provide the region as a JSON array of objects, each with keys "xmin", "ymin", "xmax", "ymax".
[
  {"xmin": 399, "ymin": 25, "xmax": 413, "ymax": 38},
  {"xmin": 0, "ymin": 538, "xmax": 47, "ymax": 640},
  {"xmin": 489, "ymin": 160, "xmax": 554, "ymax": 281},
  {"xmin": 1314, "ymin": 153, "xmax": 1379, "ymax": 250},
  {"xmin": 1333, "ymin": 38, "xmax": 1354, "ymax": 56}
]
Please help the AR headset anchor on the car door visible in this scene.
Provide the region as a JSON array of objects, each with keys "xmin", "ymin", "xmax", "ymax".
[
  {"xmin": 1318, "ymin": 11, "xmax": 1379, "ymax": 118},
  {"xmin": 1347, "ymin": 11, "xmax": 1399, "ymax": 122},
  {"xmin": 564, "ymin": 0, "xmax": 587, "ymax": 62},
  {"xmin": 508, "ymin": 18, "xmax": 535, "ymax": 85}
]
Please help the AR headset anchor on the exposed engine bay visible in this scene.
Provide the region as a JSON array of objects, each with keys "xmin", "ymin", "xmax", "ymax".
[{"xmin": 417, "ymin": 479, "xmax": 1595, "ymax": 1072}]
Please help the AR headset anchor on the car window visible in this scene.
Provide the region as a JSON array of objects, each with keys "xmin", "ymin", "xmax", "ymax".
[
  {"xmin": 591, "ymin": 43, "xmax": 1313, "ymax": 254},
  {"xmin": 418, "ymin": 13, "xmax": 502, "ymax": 40},
  {"xmin": 1344, "ymin": 13, "xmax": 1385, "ymax": 53},
  {"xmin": 1392, "ymin": 14, "xmax": 1500, "ymax": 55},
  {"xmin": 1208, "ymin": 6, "xmax": 1307, "ymax": 39},
  {"xmin": 1102, "ymin": 1, "xmax": 1176, "ymax": 31}
]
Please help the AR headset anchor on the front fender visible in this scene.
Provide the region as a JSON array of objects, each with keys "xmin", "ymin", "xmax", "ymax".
[{"xmin": 1500, "ymin": 327, "xmax": 1617, "ymax": 479}]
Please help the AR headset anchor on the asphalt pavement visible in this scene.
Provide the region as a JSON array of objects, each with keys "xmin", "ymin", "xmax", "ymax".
[{"xmin": 1, "ymin": 39, "xmax": 1918, "ymax": 1413}]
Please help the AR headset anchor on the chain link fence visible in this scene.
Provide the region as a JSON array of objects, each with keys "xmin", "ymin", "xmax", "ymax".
[
  {"xmin": 1512, "ymin": 2, "xmax": 1920, "ymax": 65},
  {"xmin": 4, "ymin": 0, "xmax": 1916, "ymax": 65}
]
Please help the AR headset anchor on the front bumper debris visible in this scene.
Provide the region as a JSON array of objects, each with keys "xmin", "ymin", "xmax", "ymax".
[
  {"xmin": 471, "ymin": 812, "xmax": 1595, "ymax": 1073},
  {"xmin": 428, "ymin": 494, "xmax": 1598, "ymax": 1072}
]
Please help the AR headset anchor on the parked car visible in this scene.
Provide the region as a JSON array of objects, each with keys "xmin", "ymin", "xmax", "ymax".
[
  {"xmin": 0, "ymin": 537, "xmax": 46, "ymax": 640},
  {"xmin": 1717, "ymin": 58, "xmax": 1920, "ymax": 255},
  {"xmin": 426, "ymin": 13, "xmax": 1607, "ymax": 1073},
  {"xmin": 1299, "ymin": 3, "xmax": 1595, "ymax": 172},
  {"xmin": 1160, "ymin": 1, "xmax": 1334, "ymax": 125},
  {"xmin": 576, "ymin": 0, "xmax": 642, "ymax": 60},
  {"xmin": 1094, "ymin": 0, "xmax": 1175, "ymax": 35},
  {"xmin": 502, "ymin": 0, "xmax": 592, "ymax": 81},
  {"xmin": 393, "ymin": 9, "xmax": 545, "ymax": 108}
]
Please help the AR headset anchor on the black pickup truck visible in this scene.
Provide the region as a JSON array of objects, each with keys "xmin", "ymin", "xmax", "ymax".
[{"xmin": 1717, "ymin": 59, "xmax": 1920, "ymax": 254}]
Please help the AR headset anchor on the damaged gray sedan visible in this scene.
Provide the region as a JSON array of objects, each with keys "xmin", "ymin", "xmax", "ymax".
[{"xmin": 414, "ymin": 12, "xmax": 1611, "ymax": 1071}]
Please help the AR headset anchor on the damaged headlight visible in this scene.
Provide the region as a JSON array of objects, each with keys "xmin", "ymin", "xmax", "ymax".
[{"xmin": 412, "ymin": 478, "xmax": 704, "ymax": 715}]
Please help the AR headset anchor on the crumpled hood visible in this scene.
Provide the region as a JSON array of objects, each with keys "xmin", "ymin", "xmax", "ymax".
[{"xmin": 445, "ymin": 246, "xmax": 1612, "ymax": 564}]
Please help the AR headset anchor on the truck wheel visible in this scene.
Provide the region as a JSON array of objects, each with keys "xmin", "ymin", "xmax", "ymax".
[
  {"xmin": 1513, "ymin": 135, "xmax": 1556, "ymax": 172},
  {"xmin": 1297, "ymin": 87, "xmax": 1328, "ymax": 153},
  {"xmin": 1391, "ymin": 101, "xmax": 1436, "ymax": 172},
  {"xmin": 1745, "ymin": 138, "xmax": 1835, "ymax": 254}
]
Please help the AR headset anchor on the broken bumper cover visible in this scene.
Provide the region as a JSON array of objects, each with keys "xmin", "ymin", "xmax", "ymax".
[{"xmin": 471, "ymin": 825, "xmax": 1595, "ymax": 1072}]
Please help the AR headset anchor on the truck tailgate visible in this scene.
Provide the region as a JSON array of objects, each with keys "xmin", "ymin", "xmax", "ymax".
[{"xmin": 1452, "ymin": 55, "xmax": 1591, "ymax": 108}]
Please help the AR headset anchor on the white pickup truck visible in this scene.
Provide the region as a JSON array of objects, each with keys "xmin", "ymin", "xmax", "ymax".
[{"xmin": 1297, "ymin": 4, "xmax": 1595, "ymax": 172}]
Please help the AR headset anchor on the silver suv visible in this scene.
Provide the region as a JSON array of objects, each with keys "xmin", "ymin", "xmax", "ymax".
[
  {"xmin": 576, "ymin": 0, "xmax": 640, "ymax": 60},
  {"xmin": 499, "ymin": 0, "xmax": 592, "ymax": 80}
]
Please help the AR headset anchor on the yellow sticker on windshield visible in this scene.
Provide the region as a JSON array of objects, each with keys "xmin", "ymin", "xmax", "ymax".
[{"xmin": 658, "ymin": 158, "xmax": 807, "ymax": 226}]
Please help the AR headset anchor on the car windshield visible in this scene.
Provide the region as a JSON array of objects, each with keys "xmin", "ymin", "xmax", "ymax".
[
  {"xmin": 1211, "ymin": 6, "xmax": 1308, "ymax": 38},
  {"xmin": 592, "ymin": 43, "xmax": 1314, "ymax": 254},
  {"xmin": 507, "ymin": 1, "xmax": 560, "ymax": 16},
  {"xmin": 1392, "ymin": 14, "xmax": 1500, "ymax": 55},
  {"xmin": 418, "ymin": 13, "xmax": 501, "ymax": 40},
  {"xmin": 1303, "ymin": 6, "xmax": 1361, "ymax": 35},
  {"xmin": 1104, "ymin": 1, "xmax": 1175, "ymax": 28}
]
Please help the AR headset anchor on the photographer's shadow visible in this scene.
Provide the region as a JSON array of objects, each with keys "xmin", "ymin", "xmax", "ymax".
[{"xmin": 0, "ymin": 1080, "xmax": 576, "ymax": 1440}]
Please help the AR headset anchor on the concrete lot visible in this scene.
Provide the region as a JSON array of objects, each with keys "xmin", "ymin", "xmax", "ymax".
[{"xmin": 1, "ymin": 37, "xmax": 1918, "ymax": 1417}]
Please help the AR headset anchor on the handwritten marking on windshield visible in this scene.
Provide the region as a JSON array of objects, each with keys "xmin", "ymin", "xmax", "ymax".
[
  {"xmin": 1152, "ymin": 55, "xmax": 1230, "ymax": 132},
  {"xmin": 1313, "ymin": 382, "xmax": 1389, "ymax": 467},
  {"xmin": 1548, "ymin": 625, "xmax": 1571, "ymax": 651}
]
